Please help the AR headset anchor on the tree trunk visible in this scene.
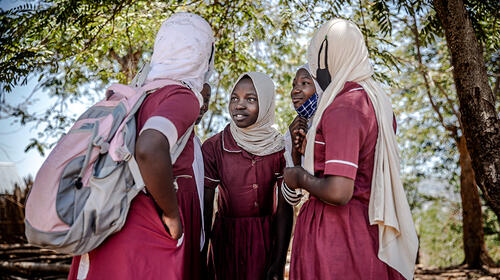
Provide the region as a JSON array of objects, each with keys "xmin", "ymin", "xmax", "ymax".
[
  {"xmin": 458, "ymin": 136, "xmax": 493, "ymax": 268},
  {"xmin": 433, "ymin": 0, "xmax": 500, "ymax": 219}
]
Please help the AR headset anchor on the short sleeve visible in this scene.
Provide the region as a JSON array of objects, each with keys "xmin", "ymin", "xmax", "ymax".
[
  {"xmin": 202, "ymin": 138, "xmax": 220, "ymax": 190},
  {"xmin": 322, "ymin": 107, "xmax": 370, "ymax": 180},
  {"xmin": 140, "ymin": 88, "xmax": 199, "ymax": 147}
]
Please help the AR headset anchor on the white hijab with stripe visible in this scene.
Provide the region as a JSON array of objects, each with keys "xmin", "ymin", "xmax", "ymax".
[
  {"xmin": 304, "ymin": 18, "xmax": 418, "ymax": 280},
  {"xmin": 229, "ymin": 72, "xmax": 284, "ymax": 156}
]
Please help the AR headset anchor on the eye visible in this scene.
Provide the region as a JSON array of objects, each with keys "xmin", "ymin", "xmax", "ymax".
[
  {"xmin": 248, "ymin": 97, "xmax": 257, "ymax": 102},
  {"xmin": 230, "ymin": 96, "xmax": 238, "ymax": 102}
]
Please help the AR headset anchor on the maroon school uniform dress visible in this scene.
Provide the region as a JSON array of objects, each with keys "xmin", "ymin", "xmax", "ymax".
[
  {"xmin": 202, "ymin": 125, "xmax": 285, "ymax": 280},
  {"xmin": 290, "ymin": 82, "xmax": 404, "ymax": 280},
  {"xmin": 68, "ymin": 85, "xmax": 202, "ymax": 280}
]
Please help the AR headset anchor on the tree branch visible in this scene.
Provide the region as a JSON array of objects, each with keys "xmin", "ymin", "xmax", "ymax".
[
  {"xmin": 410, "ymin": 10, "xmax": 458, "ymax": 139},
  {"xmin": 432, "ymin": 78, "xmax": 463, "ymax": 130},
  {"xmin": 358, "ymin": 0, "xmax": 370, "ymax": 51},
  {"xmin": 205, "ymin": 76, "xmax": 223, "ymax": 135}
]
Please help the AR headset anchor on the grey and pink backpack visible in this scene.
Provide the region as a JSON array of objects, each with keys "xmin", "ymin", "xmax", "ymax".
[{"xmin": 24, "ymin": 79, "xmax": 193, "ymax": 255}]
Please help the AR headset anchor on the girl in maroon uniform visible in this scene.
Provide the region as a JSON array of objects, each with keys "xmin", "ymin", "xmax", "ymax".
[
  {"xmin": 284, "ymin": 19, "xmax": 418, "ymax": 280},
  {"xmin": 202, "ymin": 72, "xmax": 293, "ymax": 280},
  {"xmin": 68, "ymin": 13, "xmax": 214, "ymax": 280}
]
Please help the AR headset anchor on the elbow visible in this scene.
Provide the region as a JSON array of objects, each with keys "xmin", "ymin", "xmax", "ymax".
[
  {"xmin": 332, "ymin": 193, "xmax": 353, "ymax": 206},
  {"xmin": 135, "ymin": 141, "xmax": 156, "ymax": 163},
  {"xmin": 322, "ymin": 192, "xmax": 352, "ymax": 206},
  {"xmin": 322, "ymin": 176, "xmax": 354, "ymax": 206}
]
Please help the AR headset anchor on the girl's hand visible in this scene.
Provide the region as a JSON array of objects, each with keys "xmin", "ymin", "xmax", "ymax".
[
  {"xmin": 161, "ymin": 213, "xmax": 183, "ymax": 240},
  {"xmin": 265, "ymin": 263, "xmax": 282, "ymax": 280},
  {"xmin": 289, "ymin": 116, "xmax": 308, "ymax": 153},
  {"xmin": 284, "ymin": 166, "xmax": 306, "ymax": 190},
  {"xmin": 297, "ymin": 130, "xmax": 307, "ymax": 155}
]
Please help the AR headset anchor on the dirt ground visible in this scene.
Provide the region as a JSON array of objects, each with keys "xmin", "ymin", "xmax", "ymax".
[
  {"xmin": 1, "ymin": 243, "xmax": 499, "ymax": 279},
  {"xmin": 413, "ymin": 264, "xmax": 500, "ymax": 280}
]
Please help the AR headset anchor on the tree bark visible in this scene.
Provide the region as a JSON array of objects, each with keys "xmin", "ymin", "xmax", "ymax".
[
  {"xmin": 458, "ymin": 136, "xmax": 494, "ymax": 268},
  {"xmin": 433, "ymin": 0, "xmax": 500, "ymax": 218}
]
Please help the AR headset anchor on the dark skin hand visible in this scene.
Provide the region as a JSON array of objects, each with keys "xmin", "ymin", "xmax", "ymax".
[
  {"xmin": 283, "ymin": 166, "xmax": 354, "ymax": 206},
  {"xmin": 135, "ymin": 130, "xmax": 183, "ymax": 239},
  {"xmin": 266, "ymin": 185, "xmax": 293, "ymax": 280},
  {"xmin": 201, "ymin": 187, "xmax": 215, "ymax": 280},
  {"xmin": 288, "ymin": 116, "xmax": 308, "ymax": 165}
]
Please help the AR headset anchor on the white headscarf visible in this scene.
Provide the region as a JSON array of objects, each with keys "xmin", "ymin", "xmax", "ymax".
[
  {"xmin": 143, "ymin": 12, "xmax": 215, "ymax": 107},
  {"xmin": 297, "ymin": 63, "xmax": 324, "ymax": 100},
  {"xmin": 284, "ymin": 64, "xmax": 324, "ymax": 167},
  {"xmin": 304, "ymin": 19, "xmax": 418, "ymax": 280},
  {"xmin": 229, "ymin": 72, "xmax": 284, "ymax": 156}
]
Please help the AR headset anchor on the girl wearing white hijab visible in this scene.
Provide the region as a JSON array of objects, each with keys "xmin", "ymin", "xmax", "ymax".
[
  {"xmin": 282, "ymin": 64, "xmax": 323, "ymax": 204},
  {"xmin": 68, "ymin": 13, "xmax": 215, "ymax": 280},
  {"xmin": 202, "ymin": 72, "xmax": 293, "ymax": 280},
  {"xmin": 283, "ymin": 19, "xmax": 418, "ymax": 280}
]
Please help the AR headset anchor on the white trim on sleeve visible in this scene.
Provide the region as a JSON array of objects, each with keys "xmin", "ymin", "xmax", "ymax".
[
  {"xmin": 140, "ymin": 116, "xmax": 178, "ymax": 152},
  {"xmin": 315, "ymin": 140, "xmax": 325, "ymax": 145},
  {"xmin": 347, "ymin": 87, "xmax": 364, "ymax": 93},
  {"xmin": 205, "ymin": 176, "xmax": 220, "ymax": 182},
  {"xmin": 325, "ymin": 159, "xmax": 358, "ymax": 168}
]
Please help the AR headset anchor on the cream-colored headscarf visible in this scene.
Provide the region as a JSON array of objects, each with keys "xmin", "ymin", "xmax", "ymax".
[
  {"xmin": 140, "ymin": 12, "xmax": 215, "ymax": 107},
  {"xmin": 229, "ymin": 72, "xmax": 284, "ymax": 156},
  {"xmin": 304, "ymin": 19, "xmax": 418, "ymax": 280},
  {"xmin": 298, "ymin": 63, "xmax": 324, "ymax": 100}
]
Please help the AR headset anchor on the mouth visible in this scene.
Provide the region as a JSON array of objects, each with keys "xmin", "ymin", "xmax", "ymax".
[
  {"xmin": 292, "ymin": 98, "xmax": 303, "ymax": 106},
  {"xmin": 232, "ymin": 113, "xmax": 248, "ymax": 121}
]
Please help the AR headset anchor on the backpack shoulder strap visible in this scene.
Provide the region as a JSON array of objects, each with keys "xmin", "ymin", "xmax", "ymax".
[
  {"xmin": 170, "ymin": 124, "xmax": 194, "ymax": 164},
  {"xmin": 123, "ymin": 123, "xmax": 194, "ymax": 192}
]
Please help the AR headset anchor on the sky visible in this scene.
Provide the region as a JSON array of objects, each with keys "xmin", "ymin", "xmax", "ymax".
[
  {"xmin": 0, "ymin": 1, "xmax": 99, "ymax": 178},
  {"xmin": 0, "ymin": 76, "xmax": 91, "ymax": 178}
]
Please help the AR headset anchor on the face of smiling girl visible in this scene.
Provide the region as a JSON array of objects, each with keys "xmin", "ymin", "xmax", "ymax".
[
  {"xmin": 291, "ymin": 68, "xmax": 316, "ymax": 109},
  {"xmin": 229, "ymin": 77, "xmax": 259, "ymax": 128}
]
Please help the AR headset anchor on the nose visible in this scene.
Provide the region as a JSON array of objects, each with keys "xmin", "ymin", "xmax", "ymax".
[
  {"xmin": 291, "ymin": 85, "xmax": 302, "ymax": 97},
  {"xmin": 235, "ymin": 99, "xmax": 246, "ymax": 109}
]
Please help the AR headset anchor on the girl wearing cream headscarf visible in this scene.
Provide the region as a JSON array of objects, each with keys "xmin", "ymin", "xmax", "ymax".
[
  {"xmin": 283, "ymin": 19, "xmax": 418, "ymax": 280},
  {"xmin": 282, "ymin": 64, "xmax": 324, "ymax": 205},
  {"xmin": 202, "ymin": 72, "xmax": 293, "ymax": 280},
  {"xmin": 68, "ymin": 13, "xmax": 215, "ymax": 280}
]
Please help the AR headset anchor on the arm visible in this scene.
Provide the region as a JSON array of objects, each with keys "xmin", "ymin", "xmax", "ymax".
[
  {"xmin": 267, "ymin": 185, "xmax": 293, "ymax": 280},
  {"xmin": 284, "ymin": 167, "xmax": 354, "ymax": 206},
  {"xmin": 201, "ymin": 187, "xmax": 215, "ymax": 269},
  {"xmin": 284, "ymin": 103, "xmax": 371, "ymax": 205},
  {"xmin": 200, "ymin": 138, "xmax": 220, "ymax": 271},
  {"xmin": 135, "ymin": 129, "xmax": 182, "ymax": 239}
]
